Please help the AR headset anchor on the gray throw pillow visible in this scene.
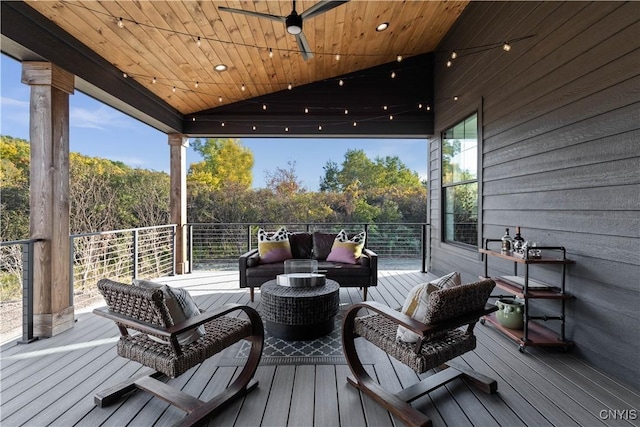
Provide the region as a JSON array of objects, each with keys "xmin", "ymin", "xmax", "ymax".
[{"xmin": 133, "ymin": 279, "xmax": 205, "ymax": 345}]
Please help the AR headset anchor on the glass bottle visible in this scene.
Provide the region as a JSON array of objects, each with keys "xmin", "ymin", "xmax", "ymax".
[
  {"xmin": 501, "ymin": 228, "xmax": 512, "ymax": 253},
  {"xmin": 513, "ymin": 226, "xmax": 525, "ymax": 252}
]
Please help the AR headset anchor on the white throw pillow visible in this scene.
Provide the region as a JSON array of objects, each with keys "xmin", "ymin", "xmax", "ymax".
[
  {"xmin": 133, "ymin": 279, "xmax": 205, "ymax": 345},
  {"xmin": 396, "ymin": 272, "xmax": 461, "ymax": 343}
]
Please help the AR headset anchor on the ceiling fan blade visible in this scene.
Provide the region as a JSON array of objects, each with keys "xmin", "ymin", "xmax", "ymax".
[
  {"xmin": 296, "ymin": 32, "xmax": 314, "ymax": 61},
  {"xmin": 300, "ymin": 0, "xmax": 349, "ymax": 20},
  {"xmin": 218, "ymin": 6, "xmax": 285, "ymax": 23}
]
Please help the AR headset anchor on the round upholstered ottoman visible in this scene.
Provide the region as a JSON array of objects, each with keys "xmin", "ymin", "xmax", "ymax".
[{"xmin": 260, "ymin": 279, "xmax": 340, "ymax": 340}]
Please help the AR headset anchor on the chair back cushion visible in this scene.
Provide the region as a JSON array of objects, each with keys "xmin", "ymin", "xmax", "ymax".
[
  {"xmin": 396, "ymin": 272, "xmax": 461, "ymax": 342},
  {"xmin": 424, "ymin": 279, "xmax": 495, "ymax": 325},
  {"xmin": 288, "ymin": 232, "xmax": 313, "ymax": 258},
  {"xmin": 312, "ymin": 232, "xmax": 337, "ymax": 260},
  {"xmin": 133, "ymin": 279, "xmax": 206, "ymax": 345}
]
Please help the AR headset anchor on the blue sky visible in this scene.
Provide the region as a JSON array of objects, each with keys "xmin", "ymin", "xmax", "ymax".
[{"xmin": 1, "ymin": 54, "xmax": 428, "ymax": 190}]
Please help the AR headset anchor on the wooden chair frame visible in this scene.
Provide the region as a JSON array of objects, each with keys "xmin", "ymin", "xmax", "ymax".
[
  {"xmin": 342, "ymin": 300, "xmax": 498, "ymax": 427},
  {"xmin": 94, "ymin": 302, "xmax": 263, "ymax": 427}
]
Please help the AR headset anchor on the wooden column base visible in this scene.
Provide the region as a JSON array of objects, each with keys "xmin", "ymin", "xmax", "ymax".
[
  {"xmin": 34, "ymin": 306, "xmax": 74, "ymax": 337},
  {"xmin": 175, "ymin": 261, "xmax": 189, "ymax": 275}
]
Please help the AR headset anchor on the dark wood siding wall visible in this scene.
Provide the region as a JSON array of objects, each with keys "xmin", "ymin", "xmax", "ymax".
[{"xmin": 428, "ymin": 1, "xmax": 640, "ymax": 387}]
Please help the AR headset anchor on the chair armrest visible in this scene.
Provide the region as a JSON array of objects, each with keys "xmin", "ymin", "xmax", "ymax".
[
  {"xmin": 345, "ymin": 300, "xmax": 497, "ymax": 339},
  {"xmin": 239, "ymin": 249, "xmax": 260, "ymax": 288},
  {"xmin": 94, "ymin": 303, "xmax": 263, "ymax": 355},
  {"xmin": 239, "ymin": 248, "xmax": 260, "ymax": 266},
  {"xmin": 362, "ymin": 249, "xmax": 378, "ymax": 284}
]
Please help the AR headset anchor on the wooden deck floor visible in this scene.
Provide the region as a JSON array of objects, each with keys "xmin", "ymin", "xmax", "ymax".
[{"xmin": 1, "ymin": 270, "xmax": 638, "ymax": 427}]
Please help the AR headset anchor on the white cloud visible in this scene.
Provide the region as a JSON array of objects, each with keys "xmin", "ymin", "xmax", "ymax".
[
  {"xmin": 70, "ymin": 105, "xmax": 134, "ymax": 130},
  {"xmin": 1, "ymin": 96, "xmax": 30, "ymax": 130},
  {"xmin": 1, "ymin": 96, "xmax": 29, "ymax": 108}
]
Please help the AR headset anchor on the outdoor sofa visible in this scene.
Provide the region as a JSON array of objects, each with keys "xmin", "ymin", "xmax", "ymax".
[{"xmin": 239, "ymin": 230, "xmax": 378, "ymax": 301}]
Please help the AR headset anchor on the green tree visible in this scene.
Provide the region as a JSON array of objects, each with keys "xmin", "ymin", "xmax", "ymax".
[
  {"xmin": 188, "ymin": 138, "xmax": 253, "ymax": 190},
  {"xmin": 321, "ymin": 149, "xmax": 422, "ymax": 192},
  {"xmin": 0, "ymin": 136, "xmax": 30, "ymax": 240}
]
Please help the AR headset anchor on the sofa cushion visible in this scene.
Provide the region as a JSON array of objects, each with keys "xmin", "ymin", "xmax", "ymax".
[
  {"xmin": 312, "ymin": 232, "xmax": 337, "ymax": 260},
  {"xmin": 288, "ymin": 232, "xmax": 313, "ymax": 259},
  {"xmin": 133, "ymin": 279, "xmax": 205, "ymax": 345},
  {"xmin": 326, "ymin": 229, "xmax": 366, "ymax": 264},
  {"xmin": 258, "ymin": 227, "xmax": 292, "ymax": 264}
]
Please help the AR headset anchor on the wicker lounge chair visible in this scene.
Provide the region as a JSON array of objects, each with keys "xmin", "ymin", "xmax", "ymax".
[
  {"xmin": 93, "ymin": 279, "xmax": 263, "ymax": 427},
  {"xmin": 342, "ymin": 279, "xmax": 498, "ymax": 427}
]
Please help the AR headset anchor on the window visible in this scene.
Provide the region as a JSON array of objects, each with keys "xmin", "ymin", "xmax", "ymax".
[{"xmin": 442, "ymin": 113, "xmax": 478, "ymax": 246}]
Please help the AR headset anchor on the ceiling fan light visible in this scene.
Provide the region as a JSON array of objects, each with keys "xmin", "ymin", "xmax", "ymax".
[{"xmin": 286, "ymin": 12, "xmax": 302, "ymax": 35}]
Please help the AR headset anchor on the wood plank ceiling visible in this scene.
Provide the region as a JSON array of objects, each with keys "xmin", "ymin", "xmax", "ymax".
[{"xmin": 11, "ymin": 1, "xmax": 469, "ymax": 136}]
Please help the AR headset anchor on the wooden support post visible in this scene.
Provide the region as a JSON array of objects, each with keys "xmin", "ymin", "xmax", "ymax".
[
  {"xmin": 22, "ymin": 62, "xmax": 75, "ymax": 337},
  {"xmin": 168, "ymin": 134, "xmax": 189, "ymax": 274}
]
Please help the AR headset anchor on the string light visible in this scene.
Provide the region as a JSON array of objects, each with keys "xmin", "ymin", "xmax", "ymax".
[
  {"xmin": 71, "ymin": 3, "xmax": 532, "ymax": 63},
  {"xmin": 172, "ymin": 86, "xmax": 176, "ymax": 92},
  {"xmin": 453, "ymin": 96, "xmax": 459, "ymax": 101},
  {"xmin": 194, "ymin": 81, "xmax": 199, "ymax": 88},
  {"xmin": 418, "ymin": 103, "xmax": 423, "ymax": 109},
  {"xmin": 318, "ymin": 125, "xmax": 322, "ymax": 131},
  {"xmin": 288, "ymin": 83, "xmax": 293, "ymax": 90},
  {"xmin": 353, "ymin": 121, "xmax": 357, "ymax": 127},
  {"xmin": 122, "ymin": 72, "xmax": 128, "ymax": 78},
  {"xmin": 262, "ymin": 104, "xmax": 267, "ymax": 110},
  {"xmin": 192, "ymin": 117, "xmax": 196, "ymax": 121},
  {"xmin": 253, "ymin": 125, "xmax": 256, "ymax": 131},
  {"xmin": 335, "ymin": 54, "xmax": 340, "ymax": 61},
  {"xmin": 304, "ymin": 107, "xmax": 309, "ymax": 113},
  {"xmin": 396, "ymin": 55, "xmax": 403, "ymax": 62},
  {"xmin": 196, "ymin": 36, "xmax": 201, "ymax": 47},
  {"xmin": 344, "ymin": 109, "xmax": 349, "ymax": 114},
  {"xmin": 241, "ymin": 83, "xmax": 246, "ymax": 91},
  {"xmin": 221, "ymin": 122, "xmax": 225, "ymax": 126},
  {"xmin": 269, "ymin": 48, "xmax": 274, "ymax": 58},
  {"xmin": 152, "ymin": 77, "xmax": 157, "ymax": 84},
  {"xmin": 383, "ymin": 105, "xmax": 388, "ymax": 110},
  {"xmin": 446, "ymin": 60, "xmax": 452, "ymax": 67},
  {"xmin": 338, "ymin": 79, "xmax": 344, "ymax": 86},
  {"xmin": 503, "ymin": 42, "xmax": 511, "ymax": 52},
  {"xmin": 218, "ymin": 96, "xmax": 223, "ymax": 102},
  {"xmin": 451, "ymin": 51, "xmax": 457, "ymax": 59},
  {"xmin": 391, "ymin": 71, "xmax": 396, "ymax": 78},
  {"xmin": 389, "ymin": 115, "xmax": 394, "ymax": 120},
  {"xmin": 426, "ymin": 105, "xmax": 431, "ymax": 111},
  {"xmin": 285, "ymin": 127, "xmax": 289, "ymax": 132}
]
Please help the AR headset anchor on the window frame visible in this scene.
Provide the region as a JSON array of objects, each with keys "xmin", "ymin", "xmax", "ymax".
[{"xmin": 439, "ymin": 103, "xmax": 483, "ymax": 252}]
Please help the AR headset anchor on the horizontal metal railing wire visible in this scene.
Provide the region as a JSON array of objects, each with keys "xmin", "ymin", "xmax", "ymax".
[
  {"xmin": 70, "ymin": 225, "xmax": 176, "ymax": 309},
  {"xmin": 188, "ymin": 222, "xmax": 428, "ymax": 269}
]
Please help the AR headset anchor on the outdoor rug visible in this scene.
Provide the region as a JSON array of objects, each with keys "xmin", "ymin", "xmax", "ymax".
[{"xmin": 219, "ymin": 310, "xmax": 374, "ymax": 366}]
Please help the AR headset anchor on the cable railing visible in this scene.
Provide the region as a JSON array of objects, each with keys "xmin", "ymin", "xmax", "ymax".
[
  {"xmin": 70, "ymin": 225, "xmax": 177, "ymax": 310},
  {"xmin": 188, "ymin": 222, "xmax": 429, "ymax": 271},
  {"xmin": 2, "ymin": 222, "xmax": 429, "ymax": 343}
]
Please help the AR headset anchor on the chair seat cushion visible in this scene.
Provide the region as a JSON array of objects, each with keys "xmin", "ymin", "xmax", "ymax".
[
  {"xmin": 354, "ymin": 313, "xmax": 476, "ymax": 374},
  {"xmin": 117, "ymin": 316, "xmax": 252, "ymax": 378}
]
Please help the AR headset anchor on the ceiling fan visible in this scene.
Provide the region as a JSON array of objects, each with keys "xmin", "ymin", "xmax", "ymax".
[{"xmin": 218, "ymin": 0, "xmax": 350, "ymax": 61}]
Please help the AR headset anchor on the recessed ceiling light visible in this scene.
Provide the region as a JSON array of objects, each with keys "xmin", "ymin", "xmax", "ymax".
[
  {"xmin": 214, "ymin": 64, "xmax": 228, "ymax": 72},
  {"xmin": 376, "ymin": 22, "xmax": 389, "ymax": 32}
]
